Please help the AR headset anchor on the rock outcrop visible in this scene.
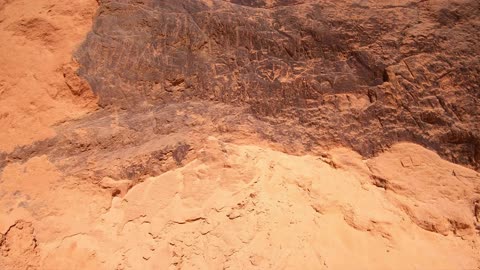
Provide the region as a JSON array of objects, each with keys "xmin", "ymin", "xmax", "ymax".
[
  {"xmin": 76, "ymin": 0, "xmax": 480, "ymax": 168},
  {"xmin": 1, "ymin": 0, "xmax": 480, "ymax": 269}
]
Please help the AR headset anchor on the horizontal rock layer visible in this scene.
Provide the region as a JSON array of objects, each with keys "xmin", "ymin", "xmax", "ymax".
[{"xmin": 76, "ymin": 0, "xmax": 480, "ymax": 169}]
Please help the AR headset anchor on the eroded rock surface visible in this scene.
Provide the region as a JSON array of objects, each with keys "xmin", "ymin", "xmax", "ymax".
[
  {"xmin": 1, "ymin": 0, "xmax": 480, "ymax": 269},
  {"xmin": 76, "ymin": 0, "xmax": 480, "ymax": 168}
]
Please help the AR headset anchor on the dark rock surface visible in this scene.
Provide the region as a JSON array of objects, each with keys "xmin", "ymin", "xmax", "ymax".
[
  {"xmin": 0, "ymin": 0, "xmax": 476, "ymax": 174},
  {"xmin": 74, "ymin": 0, "xmax": 480, "ymax": 169},
  {"xmin": 4, "ymin": 1, "xmax": 480, "ymax": 268}
]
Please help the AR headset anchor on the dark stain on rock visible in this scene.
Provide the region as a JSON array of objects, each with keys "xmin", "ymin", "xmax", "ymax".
[{"xmin": 173, "ymin": 144, "xmax": 191, "ymax": 165}]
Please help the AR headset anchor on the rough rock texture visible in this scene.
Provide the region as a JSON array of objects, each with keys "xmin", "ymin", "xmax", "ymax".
[
  {"xmin": 76, "ymin": 0, "xmax": 480, "ymax": 169},
  {"xmin": 0, "ymin": 221, "xmax": 39, "ymax": 270},
  {"xmin": 2, "ymin": 138, "xmax": 480, "ymax": 269},
  {"xmin": 0, "ymin": 0, "xmax": 98, "ymax": 152},
  {"xmin": 1, "ymin": 0, "xmax": 480, "ymax": 269}
]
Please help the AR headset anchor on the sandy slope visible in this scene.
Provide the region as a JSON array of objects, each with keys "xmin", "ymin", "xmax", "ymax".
[
  {"xmin": 1, "ymin": 137, "xmax": 479, "ymax": 269},
  {"xmin": 0, "ymin": 0, "xmax": 97, "ymax": 152}
]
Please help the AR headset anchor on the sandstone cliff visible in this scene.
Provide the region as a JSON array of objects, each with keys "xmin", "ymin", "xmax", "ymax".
[{"xmin": 1, "ymin": 0, "xmax": 480, "ymax": 269}]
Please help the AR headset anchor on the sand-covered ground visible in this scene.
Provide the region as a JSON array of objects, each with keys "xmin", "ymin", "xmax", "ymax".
[{"xmin": 2, "ymin": 136, "xmax": 480, "ymax": 269}]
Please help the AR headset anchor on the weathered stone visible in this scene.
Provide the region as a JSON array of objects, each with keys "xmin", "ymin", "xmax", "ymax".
[{"xmin": 73, "ymin": 0, "xmax": 480, "ymax": 169}]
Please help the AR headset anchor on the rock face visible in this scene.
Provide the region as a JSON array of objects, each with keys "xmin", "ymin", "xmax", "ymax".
[
  {"xmin": 0, "ymin": 0, "xmax": 98, "ymax": 152},
  {"xmin": 76, "ymin": 0, "xmax": 480, "ymax": 168},
  {"xmin": 2, "ymin": 0, "xmax": 480, "ymax": 269}
]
